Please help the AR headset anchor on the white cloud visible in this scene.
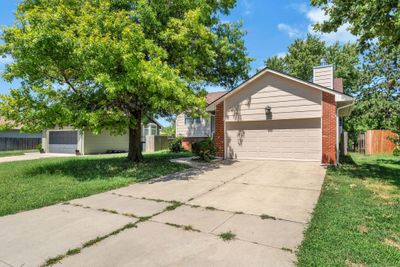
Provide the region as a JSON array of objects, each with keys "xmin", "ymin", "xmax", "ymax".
[
  {"xmin": 0, "ymin": 55, "xmax": 13, "ymax": 65},
  {"xmin": 242, "ymin": 0, "xmax": 253, "ymax": 16},
  {"xmin": 277, "ymin": 23, "xmax": 303, "ymax": 39},
  {"xmin": 277, "ymin": 52, "xmax": 287, "ymax": 58},
  {"xmin": 288, "ymin": 3, "xmax": 308, "ymax": 14},
  {"xmin": 305, "ymin": 7, "xmax": 356, "ymax": 44},
  {"xmin": 281, "ymin": 4, "xmax": 357, "ymax": 44}
]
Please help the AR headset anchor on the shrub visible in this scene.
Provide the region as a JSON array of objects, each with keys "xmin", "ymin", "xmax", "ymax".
[
  {"xmin": 169, "ymin": 137, "xmax": 183, "ymax": 153},
  {"xmin": 192, "ymin": 138, "xmax": 216, "ymax": 162},
  {"xmin": 393, "ymin": 147, "xmax": 400, "ymax": 156}
]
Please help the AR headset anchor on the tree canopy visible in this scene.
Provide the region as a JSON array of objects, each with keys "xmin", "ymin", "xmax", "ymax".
[
  {"xmin": 311, "ymin": 0, "xmax": 400, "ymax": 50},
  {"xmin": 345, "ymin": 45, "xmax": 400, "ymax": 138},
  {"xmin": 0, "ymin": 0, "xmax": 252, "ymax": 161},
  {"xmin": 264, "ymin": 34, "xmax": 360, "ymax": 94}
]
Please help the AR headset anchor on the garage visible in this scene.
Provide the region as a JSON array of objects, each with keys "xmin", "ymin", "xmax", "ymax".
[
  {"xmin": 48, "ymin": 131, "xmax": 78, "ymax": 154},
  {"xmin": 226, "ymin": 118, "xmax": 321, "ymax": 161}
]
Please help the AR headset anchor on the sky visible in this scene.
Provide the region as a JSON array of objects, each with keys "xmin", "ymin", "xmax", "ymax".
[{"xmin": 0, "ymin": 0, "xmax": 355, "ymax": 126}]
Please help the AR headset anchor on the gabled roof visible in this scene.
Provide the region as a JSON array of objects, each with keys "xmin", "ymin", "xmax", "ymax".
[{"xmin": 207, "ymin": 67, "xmax": 354, "ymax": 110}]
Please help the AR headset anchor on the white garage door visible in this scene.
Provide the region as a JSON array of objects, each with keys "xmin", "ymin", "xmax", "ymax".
[
  {"xmin": 49, "ymin": 131, "xmax": 78, "ymax": 154},
  {"xmin": 226, "ymin": 118, "xmax": 321, "ymax": 161}
]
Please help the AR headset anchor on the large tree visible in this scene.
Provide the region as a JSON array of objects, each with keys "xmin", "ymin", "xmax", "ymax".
[
  {"xmin": 0, "ymin": 0, "xmax": 251, "ymax": 162},
  {"xmin": 264, "ymin": 34, "xmax": 360, "ymax": 94},
  {"xmin": 311, "ymin": 0, "xmax": 400, "ymax": 50},
  {"xmin": 345, "ymin": 45, "xmax": 400, "ymax": 140}
]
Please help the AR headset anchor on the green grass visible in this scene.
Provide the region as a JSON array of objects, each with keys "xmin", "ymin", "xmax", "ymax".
[
  {"xmin": 0, "ymin": 151, "xmax": 191, "ymax": 216},
  {"xmin": 219, "ymin": 231, "xmax": 236, "ymax": 241},
  {"xmin": 297, "ymin": 153, "xmax": 400, "ymax": 266},
  {"xmin": 0, "ymin": 150, "xmax": 37, "ymax": 157}
]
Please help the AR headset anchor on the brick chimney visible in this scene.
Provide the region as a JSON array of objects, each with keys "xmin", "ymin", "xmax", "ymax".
[{"xmin": 333, "ymin": 78, "xmax": 344, "ymax": 93}]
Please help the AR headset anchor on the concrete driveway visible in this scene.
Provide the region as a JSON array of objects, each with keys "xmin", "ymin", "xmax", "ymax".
[{"xmin": 0, "ymin": 160, "xmax": 325, "ymax": 267}]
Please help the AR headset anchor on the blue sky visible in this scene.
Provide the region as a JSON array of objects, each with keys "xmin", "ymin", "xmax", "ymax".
[{"xmin": 0, "ymin": 0, "xmax": 355, "ymax": 126}]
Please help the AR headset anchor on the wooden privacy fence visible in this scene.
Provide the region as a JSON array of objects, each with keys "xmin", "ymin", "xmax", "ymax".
[
  {"xmin": 358, "ymin": 130, "xmax": 398, "ymax": 155},
  {"xmin": 145, "ymin": 135, "xmax": 169, "ymax": 152},
  {"xmin": 0, "ymin": 137, "xmax": 41, "ymax": 151}
]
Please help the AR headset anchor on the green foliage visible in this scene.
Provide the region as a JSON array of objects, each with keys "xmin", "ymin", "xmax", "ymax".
[
  {"xmin": 160, "ymin": 124, "xmax": 176, "ymax": 136},
  {"xmin": 35, "ymin": 143, "xmax": 43, "ymax": 151},
  {"xmin": 311, "ymin": 0, "xmax": 399, "ymax": 51},
  {"xmin": 393, "ymin": 147, "xmax": 400, "ymax": 157},
  {"xmin": 191, "ymin": 137, "xmax": 216, "ymax": 162},
  {"xmin": 345, "ymin": 45, "xmax": 400, "ymax": 140},
  {"xmin": 297, "ymin": 153, "xmax": 400, "ymax": 266},
  {"xmin": 219, "ymin": 231, "xmax": 236, "ymax": 241},
  {"xmin": 0, "ymin": 151, "xmax": 191, "ymax": 216},
  {"xmin": 0, "ymin": 0, "xmax": 252, "ymax": 161},
  {"xmin": 169, "ymin": 137, "xmax": 184, "ymax": 153},
  {"xmin": 264, "ymin": 34, "xmax": 360, "ymax": 94}
]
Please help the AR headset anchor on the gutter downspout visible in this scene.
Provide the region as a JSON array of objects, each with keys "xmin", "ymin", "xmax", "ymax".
[{"xmin": 336, "ymin": 103, "xmax": 354, "ymax": 165}]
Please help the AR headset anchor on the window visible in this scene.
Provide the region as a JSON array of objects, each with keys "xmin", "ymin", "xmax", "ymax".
[
  {"xmin": 49, "ymin": 131, "xmax": 77, "ymax": 145},
  {"xmin": 185, "ymin": 116, "xmax": 201, "ymax": 125},
  {"xmin": 151, "ymin": 126, "xmax": 157, "ymax": 135}
]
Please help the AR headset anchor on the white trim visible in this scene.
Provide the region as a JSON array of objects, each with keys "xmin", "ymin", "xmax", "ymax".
[{"xmin": 336, "ymin": 103, "xmax": 354, "ymax": 164}]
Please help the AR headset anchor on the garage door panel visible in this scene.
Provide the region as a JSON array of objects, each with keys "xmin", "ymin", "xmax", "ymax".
[
  {"xmin": 226, "ymin": 118, "xmax": 321, "ymax": 161},
  {"xmin": 49, "ymin": 131, "xmax": 78, "ymax": 154}
]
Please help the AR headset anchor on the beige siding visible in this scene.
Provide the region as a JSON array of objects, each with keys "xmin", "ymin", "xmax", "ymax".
[
  {"xmin": 226, "ymin": 118, "xmax": 321, "ymax": 161},
  {"xmin": 83, "ymin": 131, "xmax": 129, "ymax": 154},
  {"xmin": 225, "ymin": 72, "xmax": 322, "ymax": 122},
  {"xmin": 313, "ymin": 66, "xmax": 333, "ymax": 88},
  {"xmin": 176, "ymin": 113, "xmax": 210, "ymax": 137}
]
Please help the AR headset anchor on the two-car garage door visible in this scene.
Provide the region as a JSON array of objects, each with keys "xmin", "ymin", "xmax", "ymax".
[{"xmin": 225, "ymin": 118, "xmax": 321, "ymax": 161}]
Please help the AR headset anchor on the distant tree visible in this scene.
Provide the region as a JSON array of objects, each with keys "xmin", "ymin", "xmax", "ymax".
[
  {"xmin": 264, "ymin": 56, "xmax": 285, "ymax": 73},
  {"xmin": 0, "ymin": 0, "xmax": 252, "ymax": 162},
  {"xmin": 264, "ymin": 35, "xmax": 360, "ymax": 94},
  {"xmin": 311, "ymin": 0, "xmax": 400, "ymax": 50},
  {"xmin": 345, "ymin": 45, "xmax": 400, "ymax": 141},
  {"xmin": 160, "ymin": 124, "xmax": 176, "ymax": 136}
]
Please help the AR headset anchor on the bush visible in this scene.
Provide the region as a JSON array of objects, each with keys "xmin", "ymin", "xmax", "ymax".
[
  {"xmin": 192, "ymin": 138, "xmax": 216, "ymax": 162},
  {"xmin": 169, "ymin": 137, "xmax": 183, "ymax": 153},
  {"xmin": 393, "ymin": 147, "xmax": 400, "ymax": 156},
  {"xmin": 35, "ymin": 143, "xmax": 43, "ymax": 151}
]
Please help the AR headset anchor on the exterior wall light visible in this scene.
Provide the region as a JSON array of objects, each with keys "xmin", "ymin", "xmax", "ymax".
[{"xmin": 265, "ymin": 105, "xmax": 272, "ymax": 115}]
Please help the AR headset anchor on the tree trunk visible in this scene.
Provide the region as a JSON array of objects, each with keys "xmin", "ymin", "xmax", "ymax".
[{"xmin": 127, "ymin": 114, "xmax": 144, "ymax": 163}]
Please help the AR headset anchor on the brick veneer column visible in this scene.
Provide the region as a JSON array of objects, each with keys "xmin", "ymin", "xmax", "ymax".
[
  {"xmin": 322, "ymin": 92, "xmax": 337, "ymax": 164},
  {"xmin": 214, "ymin": 102, "xmax": 225, "ymax": 158}
]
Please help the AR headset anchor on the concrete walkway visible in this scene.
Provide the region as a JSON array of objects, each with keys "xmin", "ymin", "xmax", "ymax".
[
  {"xmin": 0, "ymin": 160, "xmax": 325, "ymax": 267},
  {"xmin": 0, "ymin": 152, "xmax": 75, "ymax": 164}
]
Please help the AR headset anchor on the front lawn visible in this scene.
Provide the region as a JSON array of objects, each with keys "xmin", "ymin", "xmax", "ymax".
[
  {"xmin": 0, "ymin": 151, "xmax": 191, "ymax": 216},
  {"xmin": 297, "ymin": 153, "xmax": 400, "ymax": 266},
  {"xmin": 0, "ymin": 150, "xmax": 37, "ymax": 157}
]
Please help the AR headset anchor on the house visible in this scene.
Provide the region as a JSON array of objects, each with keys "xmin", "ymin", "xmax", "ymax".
[
  {"xmin": 42, "ymin": 121, "xmax": 162, "ymax": 154},
  {"xmin": 176, "ymin": 64, "xmax": 354, "ymax": 164},
  {"xmin": 175, "ymin": 91, "xmax": 225, "ymax": 150},
  {"xmin": 0, "ymin": 117, "xmax": 42, "ymax": 151}
]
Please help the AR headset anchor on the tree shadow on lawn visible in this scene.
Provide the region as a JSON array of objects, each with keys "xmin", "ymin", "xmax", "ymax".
[
  {"xmin": 23, "ymin": 152, "xmax": 192, "ymax": 182},
  {"xmin": 336, "ymin": 155, "xmax": 400, "ymax": 188}
]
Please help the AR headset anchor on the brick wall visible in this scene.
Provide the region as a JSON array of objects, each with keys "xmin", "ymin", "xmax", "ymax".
[
  {"xmin": 214, "ymin": 102, "xmax": 225, "ymax": 158},
  {"xmin": 322, "ymin": 92, "xmax": 337, "ymax": 164}
]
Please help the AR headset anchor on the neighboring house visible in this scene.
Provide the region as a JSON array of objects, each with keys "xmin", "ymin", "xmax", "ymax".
[
  {"xmin": 42, "ymin": 121, "xmax": 162, "ymax": 154},
  {"xmin": 0, "ymin": 118, "xmax": 42, "ymax": 151},
  {"xmin": 176, "ymin": 64, "xmax": 354, "ymax": 164},
  {"xmin": 176, "ymin": 92, "xmax": 225, "ymax": 149}
]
